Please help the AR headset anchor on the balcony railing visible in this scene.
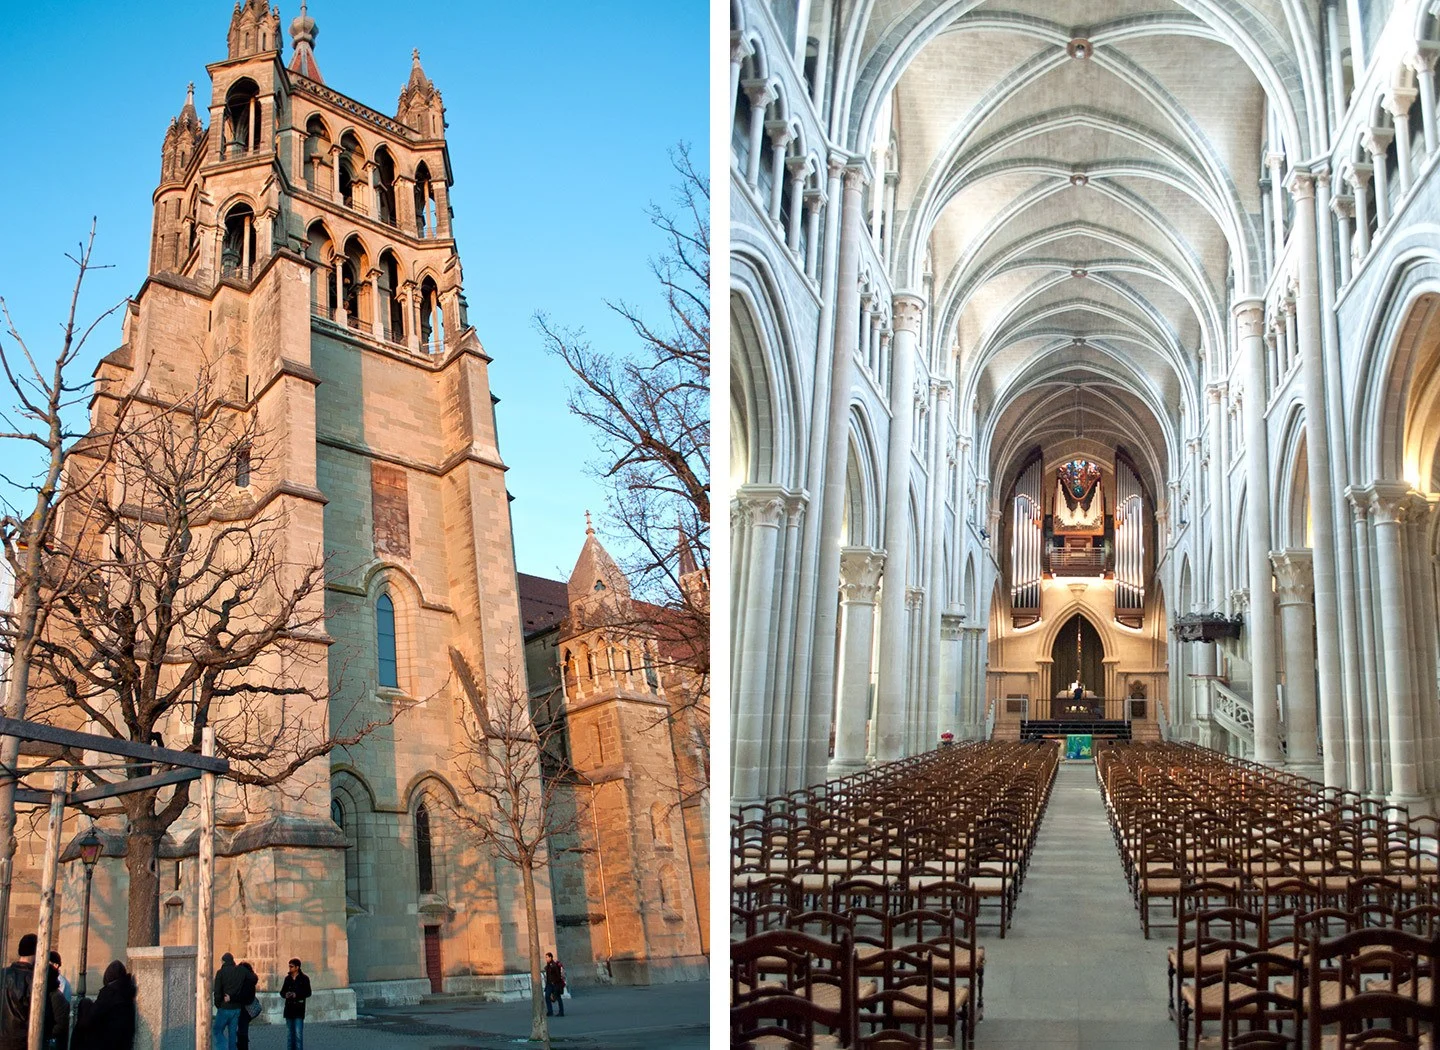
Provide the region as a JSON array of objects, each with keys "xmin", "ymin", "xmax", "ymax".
[{"xmin": 1048, "ymin": 547, "xmax": 1106, "ymax": 574}]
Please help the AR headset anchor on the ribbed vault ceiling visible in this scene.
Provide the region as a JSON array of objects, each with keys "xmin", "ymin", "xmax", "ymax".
[{"xmin": 848, "ymin": 0, "xmax": 1303, "ymax": 501}]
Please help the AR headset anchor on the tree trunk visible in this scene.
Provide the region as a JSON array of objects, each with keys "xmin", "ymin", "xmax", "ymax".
[
  {"xmin": 522, "ymin": 864, "xmax": 549, "ymax": 1047},
  {"xmin": 126, "ymin": 823, "xmax": 163, "ymax": 947}
]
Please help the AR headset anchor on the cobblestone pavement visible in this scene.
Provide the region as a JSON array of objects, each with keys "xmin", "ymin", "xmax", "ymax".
[{"xmin": 239, "ymin": 980, "xmax": 710, "ymax": 1050}]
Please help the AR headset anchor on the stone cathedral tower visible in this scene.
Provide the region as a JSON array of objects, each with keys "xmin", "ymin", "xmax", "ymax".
[{"xmin": 45, "ymin": 1, "xmax": 547, "ymax": 1015}]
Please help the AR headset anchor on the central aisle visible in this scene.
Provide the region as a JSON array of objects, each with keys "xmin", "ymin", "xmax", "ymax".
[{"xmin": 979, "ymin": 761, "xmax": 1173, "ymax": 1049}]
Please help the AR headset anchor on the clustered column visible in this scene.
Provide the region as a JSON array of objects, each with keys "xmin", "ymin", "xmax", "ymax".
[
  {"xmin": 830, "ymin": 548, "xmax": 885, "ymax": 774},
  {"xmin": 874, "ymin": 292, "xmax": 924, "ymax": 762},
  {"xmin": 1272, "ymin": 550, "xmax": 1321, "ymax": 777},
  {"xmin": 731, "ymin": 490, "xmax": 787, "ymax": 804}
]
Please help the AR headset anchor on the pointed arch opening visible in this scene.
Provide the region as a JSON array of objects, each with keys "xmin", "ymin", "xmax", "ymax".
[{"xmin": 222, "ymin": 78, "xmax": 261, "ymax": 157}]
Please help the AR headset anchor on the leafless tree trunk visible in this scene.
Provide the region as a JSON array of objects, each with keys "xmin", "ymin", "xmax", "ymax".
[
  {"xmin": 450, "ymin": 649, "xmax": 589, "ymax": 1046},
  {"xmin": 534, "ymin": 144, "xmax": 710, "ymax": 798},
  {"xmin": 0, "ymin": 223, "xmax": 127, "ymax": 959},
  {"xmin": 24, "ymin": 367, "xmax": 399, "ymax": 946}
]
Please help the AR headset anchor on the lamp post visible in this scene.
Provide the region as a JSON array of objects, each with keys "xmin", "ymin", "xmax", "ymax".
[{"xmin": 66, "ymin": 827, "xmax": 101, "ymax": 1050}]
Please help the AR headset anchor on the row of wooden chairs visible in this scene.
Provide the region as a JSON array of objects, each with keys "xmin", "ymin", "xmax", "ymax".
[{"xmin": 731, "ymin": 742, "xmax": 1061, "ymax": 1047}]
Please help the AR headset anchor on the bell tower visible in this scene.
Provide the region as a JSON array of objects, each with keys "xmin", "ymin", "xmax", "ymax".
[{"xmin": 85, "ymin": 0, "xmax": 537, "ymax": 1014}]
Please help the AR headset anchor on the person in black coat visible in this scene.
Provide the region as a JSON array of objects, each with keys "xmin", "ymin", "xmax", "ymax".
[
  {"xmin": 70, "ymin": 960, "xmax": 135, "ymax": 1050},
  {"xmin": 279, "ymin": 959, "xmax": 311, "ymax": 1050},
  {"xmin": 0, "ymin": 934, "xmax": 64, "ymax": 1050},
  {"xmin": 235, "ymin": 962, "xmax": 259, "ymax": 1050}
]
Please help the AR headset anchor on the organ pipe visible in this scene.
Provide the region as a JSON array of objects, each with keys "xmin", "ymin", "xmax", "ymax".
[
  {"xmin": 1115, "ymin": 459, "xmax": 1145, "ymax": 612},
  {"xmin": 1011, "ymin": 458, "xmax": 1043, "ymax": 611}
]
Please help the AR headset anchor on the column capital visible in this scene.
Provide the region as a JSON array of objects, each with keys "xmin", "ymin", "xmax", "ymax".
[
  {"xmin": 940, "ymin": 613, "xmax": 966, "ymax": 640},
  {"xmin": 1330, "ymin": 192, "xmax": 1355, "ymax": 218},
  {"xmin": 1270, "ymin": 548, "xmax": 1315, "ymax": 604},
  {"xmin": 1233, "ymin": 297, "xmax": 1266, "ymax": 335},
  {"xmin": 785, "ymin": 154, "xmax": 814, "ymax": 178},
  {"xmin": 741, "ymin": 78, "xmax": 776, "ymax": 109},
  {"xmin": 730, "ymin": 30, "xmax": 753, "ymax": 64},
  {"xmin": 763, "ymin": 119, "xmax": 794, "ymax": 147},
  {"xmin": 1206, "ymin": 382, "xmax": 1227, "ymax": 403},
  {"xmin": 1347, "ymin": 162, "xmax": 1374, "ymax": 190},
  {"xmin": 892, "ymin": 292, "xmax": 926, "ymax": 333},
  {"xmin": 1363, "ymin": 128, "xmax": 1394, "ymax": 158},
  {"xmin": 1367, "ymin": 480, "xmax": 1420, "ymax": 524},
  {"xmin": 957, "ymin": 434, "xmax": 972, "ymax": 454},
  {"xmin": 839, "ymin": 547, "xmax": 885, "ymax": 603},
  {"xmin": 1284, "ymin": 167, "xmax": 1316, "ymax": 201},
  {"xmin": 1266, "ymin": 151, "xmax": 1286, "ymax": 172},
  {"xmin": 803, "ymin": 187, "xmax": 827, "ymax": 212},
  {"xmin": 1407, "ymin": 41, "xmax": 1440, "ymax": 75},
  {"xmin": 733, "ymin": 485, "xmax": 801, "ymax": 528},
  {"xmin": 933, "ymin": 377, "xmax": 954, "ymax": 401},
  {"xmin": 1230, "ymin": 588, "xmax": 1250, "ymax": 613},
  {"xmin": 905, "ymin": 586, "xmax": 926, "ymax": 612},
  {"xmin": 1384, "ymin": 86, "xmax": 1419, "ymax": 119}
]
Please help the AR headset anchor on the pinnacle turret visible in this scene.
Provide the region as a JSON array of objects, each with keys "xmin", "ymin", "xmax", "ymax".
[
  {"xmin": 227, "ymin": 0, "xmax": 280, "ymax": 60},
  {"xmin": 160, "ymin": 82, "xmax": 206, "ymax": 183},
  {"xmin": 397, "ymin": 48, "xmax": 445, "ymax": 137},
  {"xmin": 288, "ymin": 1, "xmax": 322, "ymax": 82}
]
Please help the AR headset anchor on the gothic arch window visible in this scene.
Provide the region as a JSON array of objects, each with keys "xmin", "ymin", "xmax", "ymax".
[
  {"xmin": 658, "ymin": 864, "xmax": 681, "ymax": 918},
  {"xmin": 185, "ymin": 189, "xmax": 199, "ymax": 259},
  {"xmin": 223, "ymin": 79, "xmax": 261, "ymax": 157},
  {"xmin": 331, "ymin": 793, "xmax": 363, "ymax": 908},
  {"xmin": 415, "ymin": 802, "xmax": 434, "ymax": 894},
  {"xmin": 643, "ymin": 648, "xmax": 659, "ymax": 692},
  {"xmin": 338, "ymin": 131, "xmax": 363, "ymax": 211},
  {"xmin": 374, "ymin": 147, "xmax": 398, "ymax": 227},
  {"xmin": 304, "ymin": 221, "xmax": 336, "ymax": 315},
  {"xmin": 414, "ymin": 161, "xmax": 437, "ymax": 237},
  {"xmin": 378, "ymin": 251, "xmax": 404, "ymax": 343},
  {"xmin": 342, "ymin": 235, "xmax": 370, "ymax": 328},
  {"xmin": 376, "ymin": 592, "xmax": 399, "ymax": 689},
  {"xmin": 418, "ymin": 276, "xmax": 443, "ymax": 352},
  {"xmin": 221, "ymin": 204, "xmax": 257, "ymax": 279},
  {"xmin": 303, "ymin": 115, "xmax": 331, "ymax": 194}
]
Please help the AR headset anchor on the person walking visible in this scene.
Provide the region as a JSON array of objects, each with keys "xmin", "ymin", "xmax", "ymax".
[
  {"xmin": 212, "ymin": 952, "xmax": 245, "ymax": 1050},
  {"xmin": 542, "ymin": 952, "xmax": 565, "ymax": 1018},
  {"xmin": 0, "ymin": 934, "xmax": 63, "ymax": 1050},
  {"xmin": 280, "ymin": 958, "xmax": 311, "ymax": 1050},
  {"xmin": 235, "ymin": 961, "xmax": 259, "ymax": 1050},
  {"xmin": 70, "ymin": 960, "xmax": 136, "ymax": 1050}
]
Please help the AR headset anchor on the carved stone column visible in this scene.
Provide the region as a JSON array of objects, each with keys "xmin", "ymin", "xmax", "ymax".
[
  {"xmin": 939, "ymin": 613, "xmax": 965, "ymax": 737},
  {"xmin": 1369, "ymin": 483, "xmax": 1424, "ymax": 806},
  {"xmin": 830, "ymin": 548, "xmax": 884, "ymax": 775},
  {"xmin": 1273, "ymin": 550, "xmax": 1321, "ymax": 778},
  {"xmin": 874, "ymin": 292, "xmax": 924, "ymax": 762},
  {"xmin": 1236, "ymin": 298, "xmax": 1282, "ymax": 763},
  {"xmin": 731, "ymin": 490, "xmax": 787, "ymax": 803}
]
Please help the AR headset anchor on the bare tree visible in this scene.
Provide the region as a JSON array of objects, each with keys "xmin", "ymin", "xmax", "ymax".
[
  {"xmin": 0, "ymin": 223, "xmax": 129, "ymax": 959},
  {"xmin": 449, "ymin": 648, "xmax": 586, "ymax": 1047},
  {"xmin": 534, "ymin": 144, "xmax": 710, "ymax": 794},
  {"xmin": 25, "ymin": 368, "xmax": 398, "ymax": 945}
]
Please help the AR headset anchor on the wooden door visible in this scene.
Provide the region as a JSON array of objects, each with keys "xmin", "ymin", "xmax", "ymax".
[{"xmin": 423, "ymin": 925, "xmax": 442, "ymax": 993}]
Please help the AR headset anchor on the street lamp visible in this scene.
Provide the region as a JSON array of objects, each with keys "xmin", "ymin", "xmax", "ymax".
[{"xmin": 67, "ymin": 826, "xmax": 102, "ymax": 1050}]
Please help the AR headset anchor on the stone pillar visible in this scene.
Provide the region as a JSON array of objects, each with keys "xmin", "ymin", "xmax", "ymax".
[
  {"xmin": 1348, "ymin": 489, "xmax": 1386, "ymax": 792},
  {"xmin": 1385, "ymin": 89, "xmax": 1418, "ymax": 194},
  {"xmin": 1366, "ymin": 129, "xmax": 1393, "ymax": 226},
  {"xmin": 804, "ymin": 156, "xmax": 868, "ymax": 784},
  {"xmin": 1316, "ymin": 166, "xmax": 1368, "ymax": 790},
  {"xmin": 731, "ymin": 490, "xmax": 786, "ymax": 804},
  {"xmin": 1370, "ymin": 483, "xmax": 1424, "ymax": 806},
  {"xmin": 741, "ymin": 80, "xmax": 774, "ymax": 188},
  {"xmin": 939, "ymin": 613, "xmax": 965, "ymax": 736},
  {"xmin": 1331, "ymin": 191, "xmax": 1354, "ymax": 286},
  {"xmin": 1410, "ymin": 44, "xmax": 1440, "ymax": 155},
  {"xmin": 830, "ymin": 548, "xmax": 884, "ymax": 775},
  {"xmin": 1236, "ymin": 298, "xmax": 1282, "ymax": 763},
  {"xmin": 1346, "ymin": 0, "xmax": 1366, "ymax": 73},
  {"xmin": 874, "ymin": 292, "xmax": 923, "ymax": 762},
  {"xmin": 765, "ymin": 121, "xmax": 792, "ymax": 222},
  {"xmin": 1287, "ymin": 168, "xmax": 1348, "ymax": 786},
  {"xmin": 332, "ymin": 253, "xmax": 346, "ymax": 325},
  {"xmin": 1207, "ymin": 384, "xmax": 1228, "ymax": 610},
  {"xmin": 924, "ymin": 380, "xmax": 953, "ymax": 744},
  {"xmin": 803, "ymin": 188, "xmax": 824, "ymax": 279},
  {"xmin": 129, "ymin": 945, "xmax": 197, "ymax": 1050},
  {"xmin": 1273, "ymin": 550, "xmax": 1321, "ymax": 778},
  {"xmin": 1348, "ymin": 164, "xmax": 1373, "ymax": 259},
  {"xmin": 1260, "ymin": 177, "xmax": 1275, "ymax": 276},
  {"xmin": 905, "ymin": 586, "xmax": 926, "ymax": 753},
  {"xmin": 785, "ymin": 157, "xmax": 809, "ymax": 252},
  {"xmin": 730, "ymin": 33, "xmax": 751, "ymax": 127}
]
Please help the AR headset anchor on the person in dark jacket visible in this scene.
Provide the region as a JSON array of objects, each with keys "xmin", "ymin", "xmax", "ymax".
[
  {"xmin": 235, "ymin": 961, "xmax": 259, "ymax": 1050},
  {"xmin": 279, "ymin": 958, "xmax": 311, "ymax": 1050},
  {"xmin": 542, "ymin": 952, "xmax": 566, "ymax": 1017},
  {"xmin": 212, "ymin": 952, "xmax": 245, "ymax": 1050},
  {"xmin": 70, "ymin": 960, "xmax": 136, "ymax": 1050},
  {"xmin": 0, "ymin": 934, "xmax": 63, "ymax": 1050}
]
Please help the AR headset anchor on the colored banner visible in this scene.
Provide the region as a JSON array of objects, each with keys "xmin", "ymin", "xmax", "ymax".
[{"xmin": 1065, "ymin": 734, "xmax": 1094, "ymax": 761}]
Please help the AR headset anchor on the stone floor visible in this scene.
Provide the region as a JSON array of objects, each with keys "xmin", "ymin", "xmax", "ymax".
[
  {"xmin": 237, "ymin": 979, "xmax": 709, "ymax": 1049},
  {"xmin": 975, "ymin": 760, "xmax": 1176, "ymax": 1049}
]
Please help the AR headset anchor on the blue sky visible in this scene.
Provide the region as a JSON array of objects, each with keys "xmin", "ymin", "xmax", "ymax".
[{"xmin": 0, "ymin": 1, "xmax": 707, "ymax": 580}]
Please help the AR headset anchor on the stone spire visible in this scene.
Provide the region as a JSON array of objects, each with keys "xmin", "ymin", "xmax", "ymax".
[
  {"xmin": 227, "ymin": 0, "xmax": 281, "ymax": 61},
  {"xmin": 677, "ymin": 523, "xmax": 698, "ymax": 577},
  {"xmin": 288, "ymin": 1, "xmax": 323, "ymax": 82},
  {"xmin": 160, "ymin": 82, "xmax": 206, "ymax": 183},
  {"xmin": 567, "ymin": 517, "xmax": 631, "ymax": 612},
  {"xmin": 397, "ymin": 48, "xmax": 446, "ymax": 137}
]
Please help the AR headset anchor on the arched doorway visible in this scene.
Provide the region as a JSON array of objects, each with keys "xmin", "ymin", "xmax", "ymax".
[{"xmin": 1051, "ymin": 613, "xmax": 1104, "ymax": 716}]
